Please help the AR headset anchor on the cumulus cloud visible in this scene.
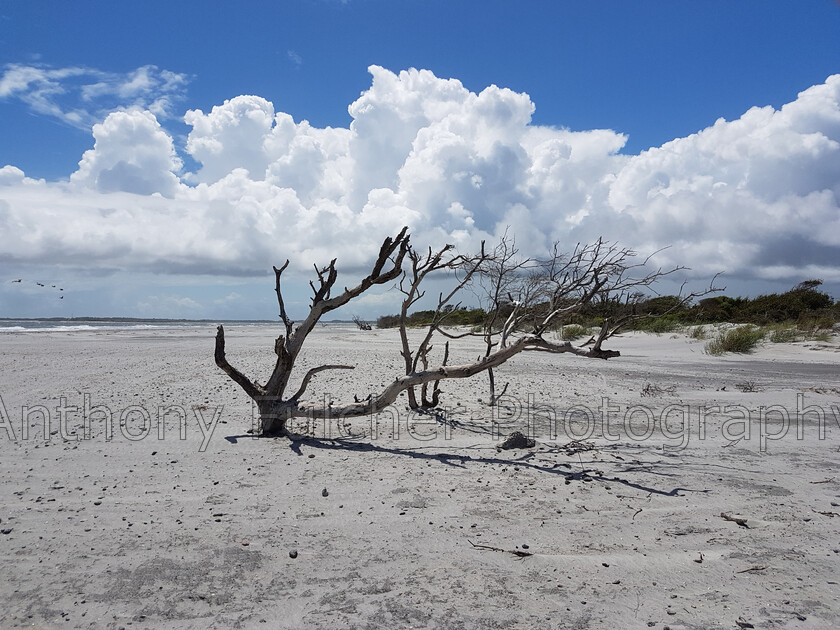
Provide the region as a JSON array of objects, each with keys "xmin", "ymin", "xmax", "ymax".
[
  {"xmin": 606, "ymin": 75, "xmax": 840, "ymax": 276},
  {"xmin": 71, "ymin": 109, "xmax": 183, "ymax": 197},
  {"xmin": 1, "ymin": 66, "xmax": 839, "ymax": 311},
  {"xmin": 184, "ymin": 96, "xmax": 277, "ymax": 183},
  {"xmin": 0, "ymin": 63, "xmax": 189, "ymax": 129},
  {"xmin": 0, "ymin": 165, "xmax": 33, "ymax": 186}
]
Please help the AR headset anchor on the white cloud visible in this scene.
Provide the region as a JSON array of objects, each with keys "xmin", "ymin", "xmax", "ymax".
[
  {"xmin": 71, "ymin": 109, "xmax": 183, "ymax": 197},
  {"xmin": 0, "ymin": 165, "xmax": 36, "ymax": 186},
  {"xmin": 1, "ymin": 66, "xmax": 839, "ymax": 318},
  {"xmin": 214, "ymin": 292, "xmax": 243, "ymax": 305},
  {"xmin": 0, "ymin": 63, "xmax": 189, "ymax": 129},
  {"xmin": 287, "ymin": 50, "xmax": 303, "ymax": 67},
  {"xmin": 184, "ymin": 95, "xmax": 277, "ymax": 183},
  {"xmin": 136, "ymin": 294, "xmax": 202, "ymax": 318},
  {"xmin": 604, "ymin": 75, "xmax": 840, "ymax": 276}
]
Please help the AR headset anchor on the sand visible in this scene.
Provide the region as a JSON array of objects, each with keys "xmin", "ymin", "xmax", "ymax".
[{"xmin": 1, "ymin": 324, "xmax": 839, "ymax": 629}]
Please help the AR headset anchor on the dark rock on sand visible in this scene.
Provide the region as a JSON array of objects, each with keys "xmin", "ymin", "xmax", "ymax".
[{"xmin": 498, "ymin": 431, "xmax": 535, "ymax": 450}]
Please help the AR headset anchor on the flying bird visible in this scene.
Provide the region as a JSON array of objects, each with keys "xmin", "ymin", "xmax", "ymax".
[{"xmin": 8, "ymin": 278, "xmax": 66, "ymax": 294}]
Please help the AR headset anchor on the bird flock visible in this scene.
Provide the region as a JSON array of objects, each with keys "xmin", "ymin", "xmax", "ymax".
[{"xmin": 9, "ymin": 278, "xmax": 65, "ymax": 299}]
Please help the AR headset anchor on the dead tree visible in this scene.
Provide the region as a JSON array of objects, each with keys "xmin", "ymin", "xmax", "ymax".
[
  {"xmin": 464, "ymin": 237, "xmax": 720, "ymax": 405},
  {"xmin": 395, "ymin": 242, "xmax": 488, "ymax": 409},
  {"xmin": 214, "ymin": 228, "xmax": 698, "ymax": 436},
  {"xmin": 352, "ymin": 315, "xmax": 372, "ymax": 331},
  {"xmin": 471, "ymin": 232, "xmax": 532, "ymax": 405}
]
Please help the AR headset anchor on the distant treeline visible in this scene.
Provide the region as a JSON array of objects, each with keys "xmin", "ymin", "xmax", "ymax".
[
  {"xmin": 631, "ymin": 280, "xmax": 836, "ymax": 330},
  {"xmin": 376, "ymin": 305, "xmax": 487, "ymax": 329},
  {"xmin": 376, "ymin": 280, "xmax": 838, "ymax": 331}
]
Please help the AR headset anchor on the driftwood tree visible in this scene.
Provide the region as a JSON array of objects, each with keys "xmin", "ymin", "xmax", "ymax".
[
  {"xmin": 394, "ymin": 242, "xmax": 488, "ymax": 409},
  {"xmin": 467, "ymin": 235, "xmax": 718, "ymax": 406},
  {"xmin": 471, "ymin": 232, "xmax": 532, "ymax": 405},
  {"xmin": 351, "ymin": 315, "xmax": 372, "ymax": 331},
  {"xmin": 215, "ymin": 227, "xmax": 700, "ymax": 436}
]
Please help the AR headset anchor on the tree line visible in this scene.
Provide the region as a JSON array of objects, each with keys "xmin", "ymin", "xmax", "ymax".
[{"xmin": 376, "ymin": 280, "xmax": 837, "ymax": 332}]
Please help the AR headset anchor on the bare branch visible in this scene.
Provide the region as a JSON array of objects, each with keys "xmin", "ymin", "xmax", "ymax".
[
  {"xmin": 409, "ymin": 248, "xmax": 488, "ymax": 375},
  {"xmin": 214, "ymin": 325, "xmax": 264, "ymax": 400},
  {"xmin": 435, "ymin": 327, "xmax": 482, "ymax": 340},
  {"xmin": 290, "ymin": 364, "xmax": 355, "ymax": 401},
  {"xmin": 488, "ymin": 380, "xmax": 510, "ymax": 406},
  {"xmin": 304, "ymin": 227, "xmax": 409, "ymax": 320},
  {"xmin": 585, "ymin": 272, "xmax": 724, "ymax": 352},
  {"xmin": 299, "ymin": 334, "xmax": 620, "ymax": 420},
  {"xmin": 274, "ymin": 260, "xmax": 293, "ymax": 339},
  {"xmin": 422, "ymin": 340, "xmax": 449, "ymax": 407}
]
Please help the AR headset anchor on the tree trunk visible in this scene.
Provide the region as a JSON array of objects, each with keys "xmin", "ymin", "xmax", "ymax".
[{"xmin": 256, "ymin": 398, "xmax": 295, "ymax": 435}]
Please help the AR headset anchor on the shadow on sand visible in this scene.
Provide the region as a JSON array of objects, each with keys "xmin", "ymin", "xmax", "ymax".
[{"xmin": 225, "ymin": 430, "xmax": 709, "ymax": 498}]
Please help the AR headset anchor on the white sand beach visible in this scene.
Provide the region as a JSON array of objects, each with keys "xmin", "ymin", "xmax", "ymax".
[{"xmin": 1, "ymin": 325, "xmax": 839, "ymax": 629}]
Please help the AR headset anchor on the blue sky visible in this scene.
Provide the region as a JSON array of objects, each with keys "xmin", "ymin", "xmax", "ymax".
[{"xmin": 1, "ymin": 1, "xmax": 839, "ymax": 319}]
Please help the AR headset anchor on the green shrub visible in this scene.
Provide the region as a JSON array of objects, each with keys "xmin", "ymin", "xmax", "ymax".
[
  {"xmin": 797, "ymin": 314, "xmax": 835, "ymax": 331},
  {"xmin": 376, "ymin": 307, "xmax": 487, "ymax": 329},
  {"xmin": 768, "ymin": 327, "xmax": 799, "ymax": 343},
  {"xmin": 376, "ymin": 314, "xmax": 401, "ymax": 329},
  {"xmin": 635, "ymin": 316, "xmax": 681, "ymax": 334},
  {"xmin": 689, "ymin": 325, "xmax": 707, "ymax": 340},
  {"xmin": 559, "ymin": 324, "xmax": 589, "ymax": 341},
  {"xmin": 685, "ymin": 280, "xmax": 836, "ymax": 325},
  {"xmin": 705, "ymin": 326, "xmax": 764, "ymax": 355}
]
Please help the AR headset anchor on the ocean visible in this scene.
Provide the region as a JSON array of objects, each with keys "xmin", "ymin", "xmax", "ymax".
[{"xmin": 0, "ymin": 318, "xmax": 361, "ymax": 333}]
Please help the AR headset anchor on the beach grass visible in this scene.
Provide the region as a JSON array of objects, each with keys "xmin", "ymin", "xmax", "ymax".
[{"xmin": 705, "ymin": 325, "xmax": 765, "ymax": 355}]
